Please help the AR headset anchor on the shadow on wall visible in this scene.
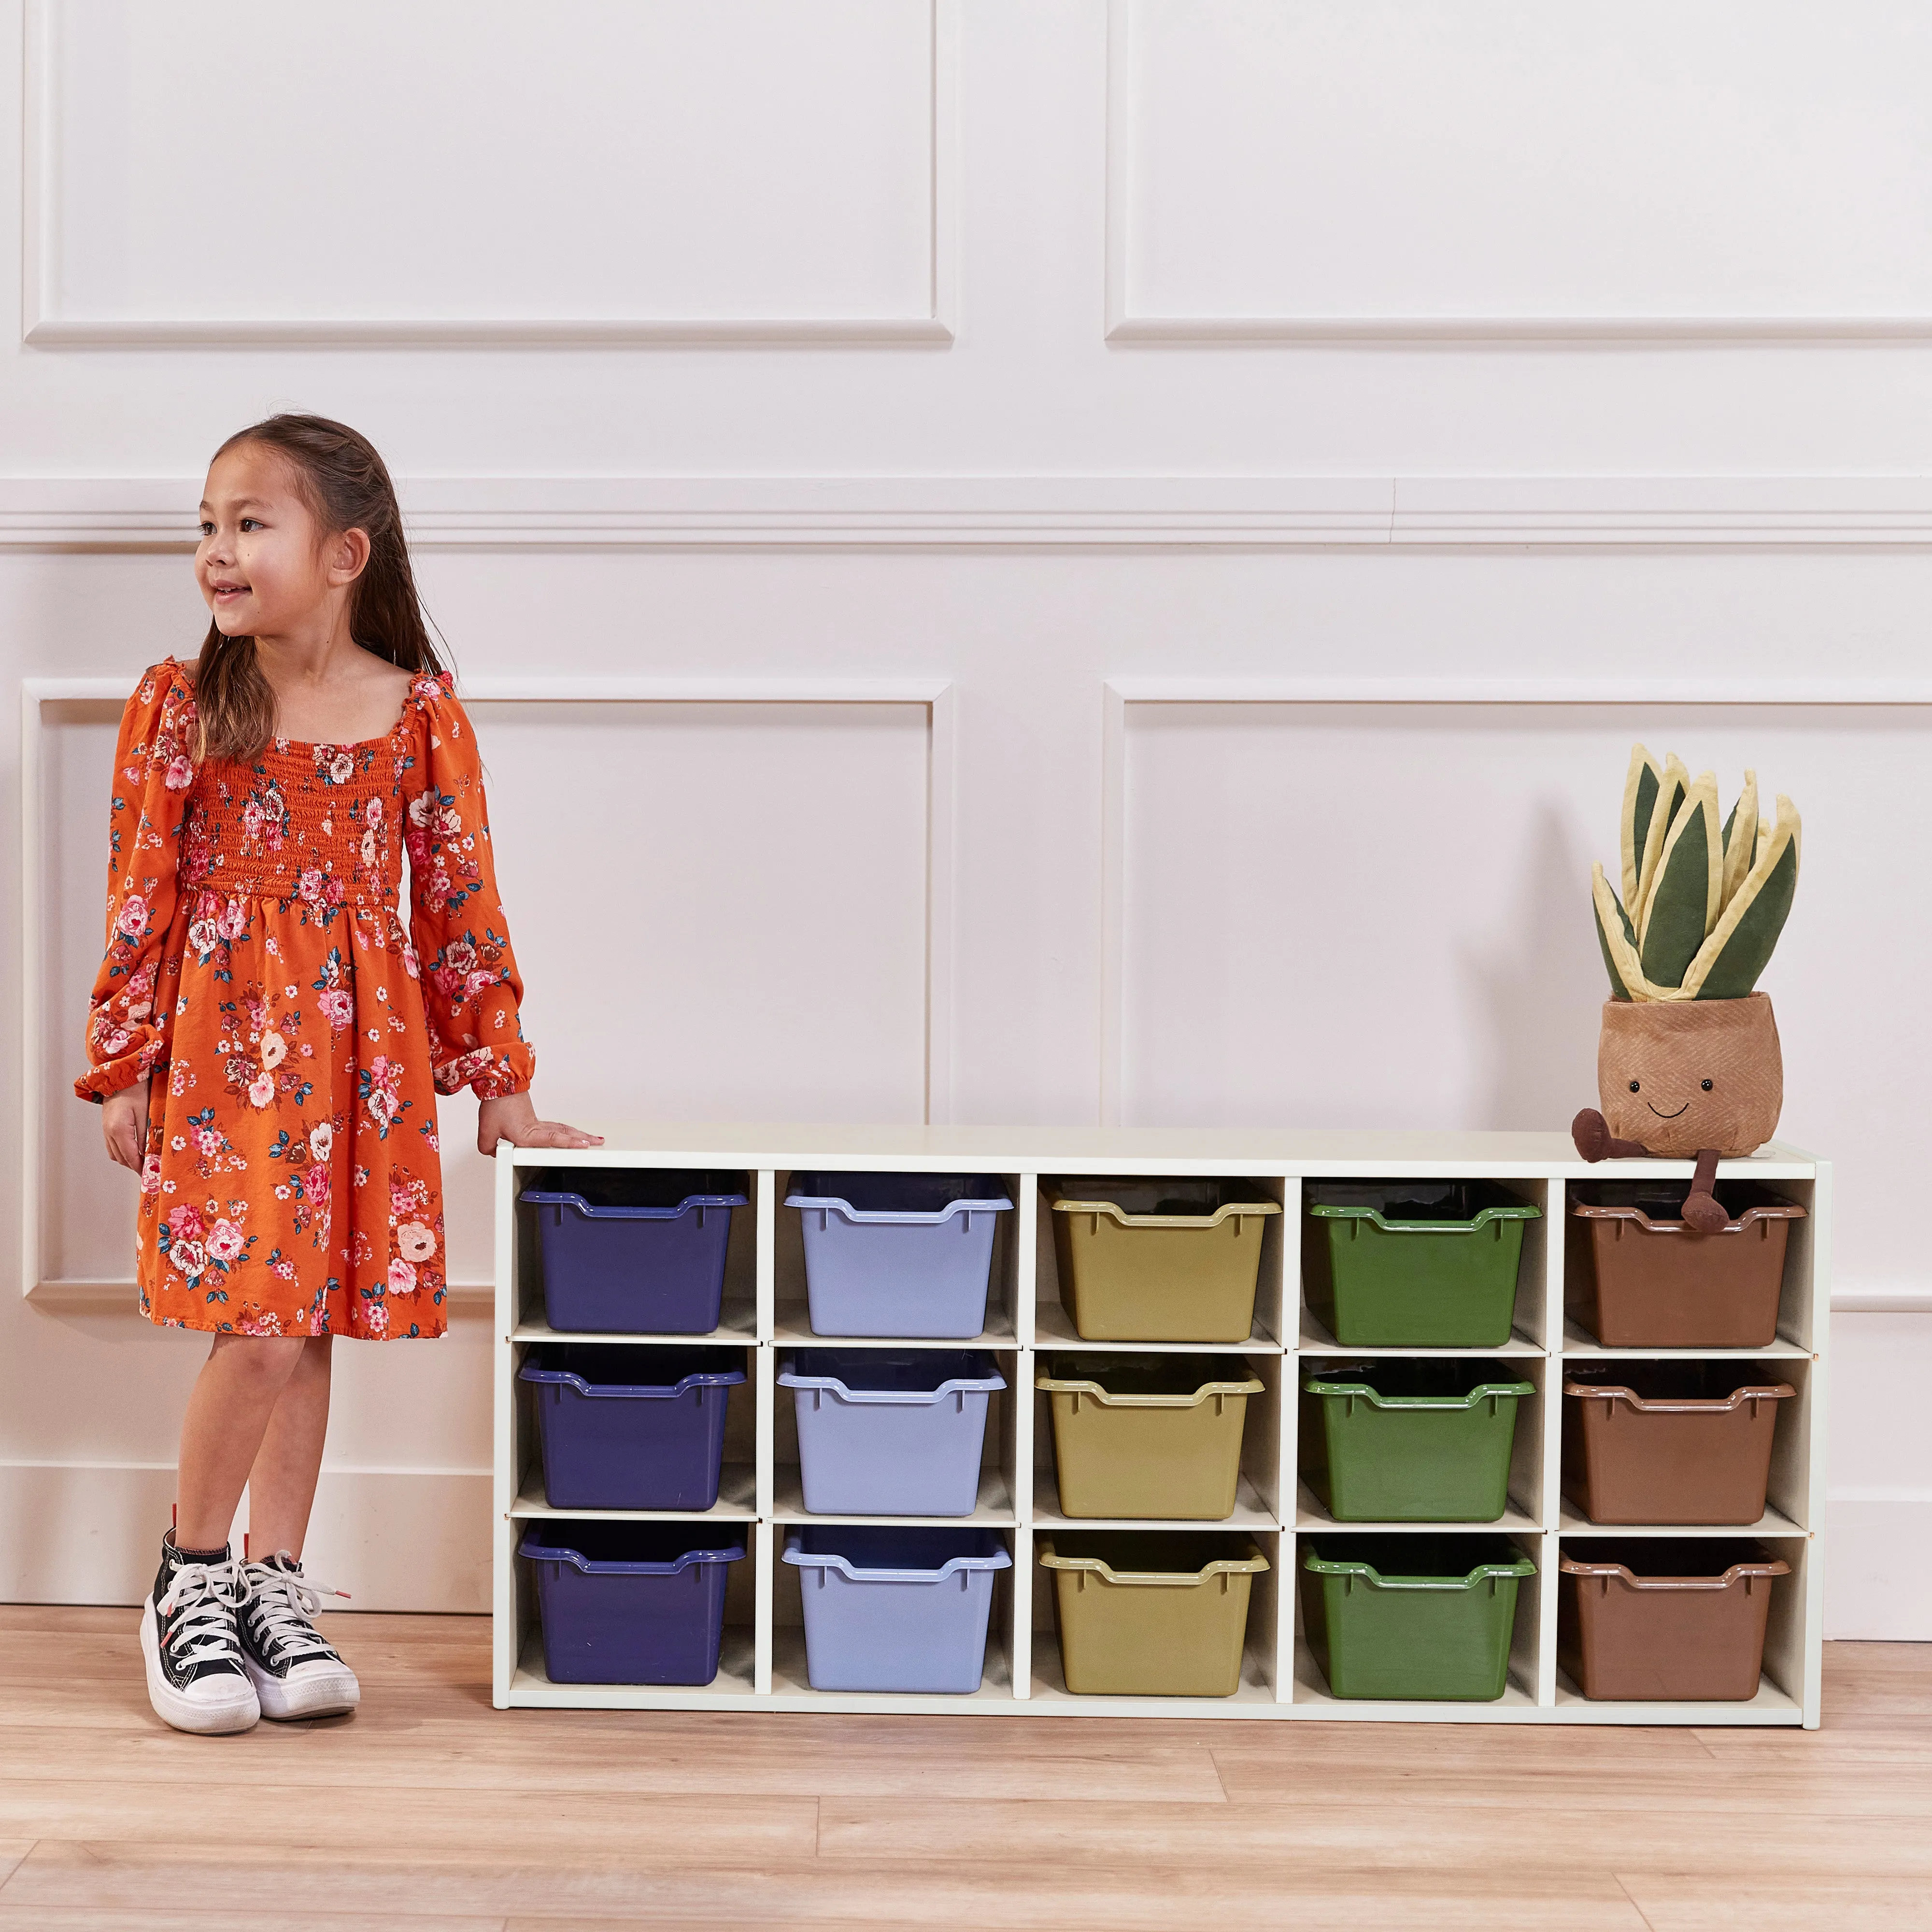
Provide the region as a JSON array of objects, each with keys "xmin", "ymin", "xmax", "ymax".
[{"xmin": 1457, "ymin": 801, "xmax": 1602, "ymax": 1132}]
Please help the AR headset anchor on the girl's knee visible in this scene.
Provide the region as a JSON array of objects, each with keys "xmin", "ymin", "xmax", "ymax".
[{"xmin": 208, "ymin": 1333, "xmax": 308, "ymax": 1380}]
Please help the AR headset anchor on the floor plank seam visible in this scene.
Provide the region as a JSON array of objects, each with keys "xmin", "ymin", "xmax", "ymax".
[
  {"xmin": 1615, "ymin": 1872, "xmax": 1659, "ymax": 1929},
  {"xmin": 0, "ymin": 1841, "xmax": 34, "ymax": 1899}
]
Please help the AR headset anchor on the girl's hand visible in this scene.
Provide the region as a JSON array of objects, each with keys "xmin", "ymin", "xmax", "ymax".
[
  {"xmin": 477, "ymin": 1090, "xmax": 603, "ymax": 1155},
  {"xmin": 102, "ymin": 1073, "xmax": 150, "ymax": 1172}
]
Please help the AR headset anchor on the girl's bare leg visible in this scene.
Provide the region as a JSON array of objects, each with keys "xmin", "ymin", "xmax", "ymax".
[
  {"xmin": 174, "ymin": 1334, "xmax": 307, "ymax": 1550},
  {"xmin": 245, "ymin": 1335, "xmax": 333, "ymax": 1559}
]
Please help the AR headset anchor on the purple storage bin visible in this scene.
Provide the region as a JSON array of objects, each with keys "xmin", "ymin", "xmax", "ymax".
[
  {"xmin": 521, "ymin": 1168, "xmax": 748, "ymax": 1334},
  {"xmin": 520, "ymin": 1345, "xmax": 745, "ymax": 1510},
  {"xmin": 783, "ymin": 1527, "xmax": 1010, "ymax": 1692},
  {"xmin": 778, "ymin": 1349, "xmax": 1005, "ymax": 1517},
  {"xmin": 521, "ymin": 1521, "xmax": 745, "ymax": 1686},
  {"xmin": 786, "ymin": 1172, "xmax": 1012, "ymax": 1338}
]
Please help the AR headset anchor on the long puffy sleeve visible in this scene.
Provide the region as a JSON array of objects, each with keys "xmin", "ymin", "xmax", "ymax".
[
  {"xmin": 403, "ymin": 676, "xmax": 536, "ymax": 1099},
  {"xmin": 74, "ymin": 661, "xmax": 198, "ymax": 1104}
]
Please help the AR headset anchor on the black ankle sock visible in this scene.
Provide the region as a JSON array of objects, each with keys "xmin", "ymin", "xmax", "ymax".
[{"xmin": 165, "ymin": 1533, "xmax": 229, "ymax": 1567}]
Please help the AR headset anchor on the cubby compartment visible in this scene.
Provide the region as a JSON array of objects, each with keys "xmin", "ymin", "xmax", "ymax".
[
  {"xmin": 781, "ymin": 1526, "xmax": 1011, "ymax": 1693},
  {"xmin": 1557, "ymin": 1536, "xmax": 1795, "ymax": 1704},
  {"xmin": 1032, "ymin": 1528, "xmax": 1280, "ymax": 1702},
  {"xmin": 1034, "ymin": 1350, "xmax": 1282, "ymax": 1527},
  {"xmin": 1297, "ymin": 1356, "xmax": 1542, "ymax": 1527},
  {"xmin": 771, "ymin": 1346, "xmax": 1020, "ymax": 1525},
  {"xmin": 774, "ymin": 1168, "xmax": 1023, "ymax": 1349},
  {"xmin": 512, "ymin": 1161, "xmax": 759, "ymax": 1344},
  {"xmin": 518, "ymin": 1167, "xmax": 751, "ymax": 1335},
  {"xmin": 1035, "ymin": 1175, "xmax": 1288, "ymax": 1349},
  {"xmin": 1293, "ymin": 1533, "xmax": 1541, "ymax": 1706},
  {"xmin": 511, "ymin": 1516, "xmax": 759, "ymax": 1698},
  {"xmin": 519, "ymin": 1343, "xmax": 748, "ymax": 1512},
  {"xmin": 783, "ymin": 1171, "xmax": 1014, "ymax": 1338},
  {"xmin": 1565, "ymin": 1180, "xmax": 1808, "ymax": 1350},
  {"xmin": 778, "ymin": 1348, "xmax": 1006, "ymax": 1517},
  {"xmin": 1562, "ymin": 1359, "xmax": 1798, "ymax": 1527},
  {"xmin": 1301, "ymin": 1179, "xmax": 1545, "ymax": 1349}
]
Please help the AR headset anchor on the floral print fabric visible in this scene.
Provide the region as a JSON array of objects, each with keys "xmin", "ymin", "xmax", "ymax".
[{"xmin": 75, "ymin": 657, "xmax": 535, "ymax": 1338}]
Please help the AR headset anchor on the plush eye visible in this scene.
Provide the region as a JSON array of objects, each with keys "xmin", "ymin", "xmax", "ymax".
[
  {"xmin": 1701, "ymin": 1078, "xmax": 1714, "ymax": 1091},
  {"xmin": 1628, "ymin": 1080, "xmax": 1640, "ymax": 1093}
]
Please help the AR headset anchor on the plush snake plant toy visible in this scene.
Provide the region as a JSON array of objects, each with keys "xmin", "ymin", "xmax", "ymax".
[{"xmin": 1571, "ymin": 745, "xmax": 1801, "ymax": 1233}]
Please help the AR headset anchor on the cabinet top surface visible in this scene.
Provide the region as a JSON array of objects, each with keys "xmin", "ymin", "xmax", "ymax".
[{"xmin": 498, "ymin": 1123, "xmax": 1819, "ymax": 1178}]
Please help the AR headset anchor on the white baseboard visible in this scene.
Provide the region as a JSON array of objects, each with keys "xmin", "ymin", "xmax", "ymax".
[
  {"xmin": 0, "ymin": 1462, "xmax": 490, "ymax": 1613},
  {"xmin": 1827, "ymin": 1496, "xmax": 1932, "ymax": 1640}
]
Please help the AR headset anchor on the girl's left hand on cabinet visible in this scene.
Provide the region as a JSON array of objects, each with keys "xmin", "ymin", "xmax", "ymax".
[
  {"xmin": 476, "ymin": 1090, "xmax": 604, "ymax": 1155},
  {"xmin": 101, "ymin": 1072, "xmax": 150, "ymax": 1172}
]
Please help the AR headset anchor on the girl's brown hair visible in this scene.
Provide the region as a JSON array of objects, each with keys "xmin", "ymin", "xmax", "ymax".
[{"xmin": 192, "ymin": 413, "xmax": 447, "ymax": 761}]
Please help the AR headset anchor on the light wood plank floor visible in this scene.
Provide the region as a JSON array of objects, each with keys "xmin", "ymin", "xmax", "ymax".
[{"xmin": 0, "ymin": 1608, "xmax": 1926, "ymax": 1929}]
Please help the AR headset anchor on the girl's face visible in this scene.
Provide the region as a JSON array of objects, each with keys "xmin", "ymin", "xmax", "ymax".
[{"xmin": 196, "ymin": 443, "xmax": 365, "ymax": 641}]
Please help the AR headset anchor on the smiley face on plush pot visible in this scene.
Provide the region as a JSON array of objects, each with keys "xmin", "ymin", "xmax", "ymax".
[{"xmin": 1597, "ymin": 991, "xmax": 1782, "ymax": 1159}]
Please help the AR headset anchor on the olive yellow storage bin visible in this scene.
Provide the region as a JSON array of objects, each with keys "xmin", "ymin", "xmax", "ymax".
[
  {"xmin": 1038, "ymin": 1533, "xmax": 1269, "ymax": 1696},
  {"xmin": 1046, "ymin": 1179, "xmax": 1281, "ymax": 1342},
  {"xmin": 1037, "ymin": 1354, "xmax": 1265, "ymax": 1520}
]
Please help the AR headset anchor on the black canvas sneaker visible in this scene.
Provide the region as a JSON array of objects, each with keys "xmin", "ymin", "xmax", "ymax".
[
  {"xmin": 139, "ymin": 1533, "xmax": 259, "ymax": 1734},
  {"xmin": 238, "ymin": 1551, "xmax": 359, "ymax": 1720}
]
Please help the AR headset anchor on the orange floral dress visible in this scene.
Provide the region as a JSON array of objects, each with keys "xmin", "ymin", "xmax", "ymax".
[{"xmin": 74, "ymin": 657, "xmax": 535, "ymax": 1340}]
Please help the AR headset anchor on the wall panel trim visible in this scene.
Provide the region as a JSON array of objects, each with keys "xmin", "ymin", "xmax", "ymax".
[
  {"xmin": 1104, "ymin": 0, "xmax": 1932, "ymax": 345},
  {"xmin": 21, "ymin": 0, "xmax": 960, "ymax": 348},
  {"xmin": 9, "ymin": 476, "xmax": 1932, "ymax": 551},
  {"xmin": 1099, "ymin": 678, "xmax": 1928, "ymax": 1322},
  {"xmin": 24, "ymin": 676, "xmax": 956, "ymax": 1310}
]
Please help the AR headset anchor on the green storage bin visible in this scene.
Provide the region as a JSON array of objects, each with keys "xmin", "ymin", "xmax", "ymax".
[
  {"xmin": 1303, "ymin": 1182, "xmax": 1539, "ymax": 1347},
  {"xmin": 1301, "ymin": 1534, "xmax": 1534, "ymax": 1701},
  {"xmin": 1040, "ymin": 1533, "xmax": 1269, "ymax": 1698},
  {"xmin": 1300, "ymin": 1359, "xmax": 1535, "ymax": 1522}
]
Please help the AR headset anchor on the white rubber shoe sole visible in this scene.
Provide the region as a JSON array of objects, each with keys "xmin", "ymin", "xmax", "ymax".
[
  {"xmin": 139, "ymin": 1598, "xmax": 259, "ymax": 1735},
  {"xmin": 246, "ymin": 1654, "xmax": 361, "ymax": 1721}
]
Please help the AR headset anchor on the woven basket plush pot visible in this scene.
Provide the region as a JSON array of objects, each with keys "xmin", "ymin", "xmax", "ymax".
[{"xmin": 1596, "ymin": 993, "xmax": 1782, "ymax": 1159}]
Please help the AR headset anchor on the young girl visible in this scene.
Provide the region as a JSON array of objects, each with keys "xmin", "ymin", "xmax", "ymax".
[{"xmin": 76, "ymin": 413, "xmax": 601, "ymax": 1735}]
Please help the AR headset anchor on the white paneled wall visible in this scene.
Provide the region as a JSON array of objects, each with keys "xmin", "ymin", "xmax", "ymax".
[{"xmin": 2, "ymin": 1, "xmax": 1927, "ymax": 1630}]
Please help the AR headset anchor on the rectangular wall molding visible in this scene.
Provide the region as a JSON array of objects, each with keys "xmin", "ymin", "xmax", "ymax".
[
  {"xmin": 22, "ymin": 677, "xmax": 957, "ymax": 1311},
  {"xmin": 1106, "ymin": 0, "xmax": 1932, "ymax": 343},
  {"xmin": 9, "ymin": 476, "xmax": 1932, "ymax": 552},
  {"xmin": 22, "ymin": 0, "xmax": 960, "ymax": 347}
]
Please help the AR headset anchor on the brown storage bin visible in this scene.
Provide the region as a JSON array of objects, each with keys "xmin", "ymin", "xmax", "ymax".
[
  {"xmin": 1559, "ymin": 1539, "xmax": 1789, "ymax": 1701},
  {"xmin": 1566, "ymin": 1182, "xmax": 1805, "ymax": 1348},
  {"xmin": 1563, "ymin": 1364, "xmax": 1795, "ymax": 1525}
]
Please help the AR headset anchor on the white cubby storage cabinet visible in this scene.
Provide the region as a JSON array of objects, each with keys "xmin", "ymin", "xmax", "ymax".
[{"xmin": 492, "ymin": 1128, "xmax": 1828, "ymax": 1726}]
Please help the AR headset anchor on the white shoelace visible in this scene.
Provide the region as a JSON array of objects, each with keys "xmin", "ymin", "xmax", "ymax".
[
  {"xmin": 242, "ymin": 1556, "xmax": 350, "ymax": 1665},
  {"xmin": 156, "ymin": 1556, "xmax": 249, "ymax": 1671}
]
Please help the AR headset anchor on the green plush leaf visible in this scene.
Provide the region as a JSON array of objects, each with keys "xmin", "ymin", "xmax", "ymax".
[
  {"xmin": 1688, "ymin": 798, "xmax": 1800, "ymax": 998},
  {"xmin": 1639, "ymin": 778, "xmax": 1720, "ymax": 989}
]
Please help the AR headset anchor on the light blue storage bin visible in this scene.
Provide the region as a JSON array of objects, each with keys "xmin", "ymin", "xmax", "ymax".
[
  {"xmin": 785, "ymin": 1172, "xmax": 1013, "ymax": 1337},
  {"xmin": 778, "ymin": 1350, "xmax": 1005, "ymax": 1517},
  {"xmin": 783, "ymin": 1527, "xmax": 1010, "ymax": 1692}
]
